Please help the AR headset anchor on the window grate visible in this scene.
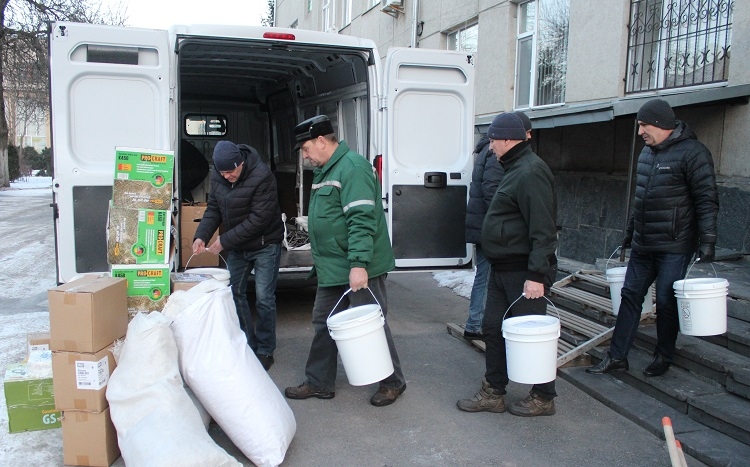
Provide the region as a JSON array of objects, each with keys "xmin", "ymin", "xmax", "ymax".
[{"xmin": 626, "ymin": 0, "xmax": 733, "ymax": 93}]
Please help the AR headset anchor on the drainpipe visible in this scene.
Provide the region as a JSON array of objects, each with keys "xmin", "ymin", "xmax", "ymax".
[{"xmin": 411, "ymin": 0, "xmax": 419, "ymax": 48}]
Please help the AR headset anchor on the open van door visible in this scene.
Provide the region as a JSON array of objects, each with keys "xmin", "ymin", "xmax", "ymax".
[
  {"xmin": 382, "ymin": 48, "xmax": 475, "ymax": 269},
  {"xmin": 49, "ymin": 22, "xmax": 172, "ymax": 283}
]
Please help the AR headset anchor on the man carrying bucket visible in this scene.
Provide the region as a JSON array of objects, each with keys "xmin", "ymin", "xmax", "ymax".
[
  {"xmin": 193, "ymin": 140, "xmax": 284, "ymax": 371},
  {"xmin": 587, "ymin": 98, "xmax": 719, "ymax": 377},
  {"xmin": 284, "ymin": 115, "xmax": 406, "ymax": 407},
  {"xmin": 457, "ymin": 112, "xmax": 559, "ymax": 417}
]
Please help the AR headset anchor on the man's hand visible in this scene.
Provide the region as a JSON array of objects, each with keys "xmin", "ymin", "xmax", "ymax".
[
  {"xmin": 621, "ymin": 233, "xmax": 632, "ymax": 251},
  {"xmin": 206, "ymin": 237, "xmax": 224, "ymax": 255},
  {"xmin": 523, "ymin": 280, "xmax": 545, "ymax": 299},
  {"xmin": 349, "ymin": 267, "xmax": 368, "ymax": 292},
  {"xmin": 697, "ymin": 243, "xmax": 715, "ymax": 263},
  {"xmin": 192, "ymin": 238, "xmax": 206, "ymax": 255}
]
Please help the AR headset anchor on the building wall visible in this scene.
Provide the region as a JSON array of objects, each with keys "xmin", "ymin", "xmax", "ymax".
[
  {"xmin": 276, "ymin": 0, "xmax": 750, "ymax": 258},
  {"xmin": 565, "ymin": 0, "xmax": 629, "ymax": 103}
]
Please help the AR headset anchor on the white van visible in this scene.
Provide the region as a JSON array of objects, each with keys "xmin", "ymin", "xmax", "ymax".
[{"xmin": 49, "ymin": 21, "xmax": 475, "ymax": 283}]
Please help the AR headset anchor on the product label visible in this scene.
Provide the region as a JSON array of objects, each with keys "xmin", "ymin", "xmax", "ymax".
[{"xmin": 74, "ymin": 356, "xmax": 109, "ymax": 390}]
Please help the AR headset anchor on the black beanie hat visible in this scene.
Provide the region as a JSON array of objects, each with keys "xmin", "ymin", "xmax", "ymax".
[
  {"xmin": 213, "ymin": 141, "xmax": 244, "ymax": 171},
  {"xmin": 514, "ymin": 111, "xmax": 533, "ymax": 133},
  {"xmin": 487, "ymin": 112, "xmax": 527, "ymax": 141},
  {"xmin": 637, "ymin": 99, "xmax": 676, "ymax": 130}
]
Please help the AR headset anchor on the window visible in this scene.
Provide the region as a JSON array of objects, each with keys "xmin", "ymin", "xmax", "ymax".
[
  {"xmin": 626, "ymin": 0, "xmax": 733, "ymax": 93},
  {"xmin": 448, "ymin": 23, "xmax": 478, "ymax": 63},
  {"xmin": 184, "ymin": 115, "xmax": 227, "ymax": 137},
  {"xmin": 343, "ymin": 0, "xmax": 352, "ymax": 27},
  {"xmin": 322, "ymin": 0, "xmax": 334, "ymax": 32},
  {"xmin": 514, "ymin": 0, "xmax": 569, "ymax": 109},
  {"xmin": 308, "ymin": 0, "xmax": 312, "ymax": 13}
]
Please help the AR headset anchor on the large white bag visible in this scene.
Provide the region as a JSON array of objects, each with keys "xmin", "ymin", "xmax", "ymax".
[
  {"xmin": 163, "ymin": 280, "xmax": 296, "ymax": 467},
  {"xmin": 106, "ymin": 311, "xmax": 240, "ymax": 467}
]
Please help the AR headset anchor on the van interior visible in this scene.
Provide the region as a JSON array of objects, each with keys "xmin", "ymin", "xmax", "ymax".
[{"xmin": 176, "ymin": 36, "xmax": 375, "ymax": 272}]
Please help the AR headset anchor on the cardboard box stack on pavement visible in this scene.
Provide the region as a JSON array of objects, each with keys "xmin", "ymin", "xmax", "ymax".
[
  {"xmin": 3, "ymin": 351, "xmax": 61, "ymax": 434},
  {"xmin": 107, "ymin": 147, "xmax": 175, "ymax": 316},
  {"xmin": 48, "ymin": 275, "xmax": 128, "ymax": 466}
]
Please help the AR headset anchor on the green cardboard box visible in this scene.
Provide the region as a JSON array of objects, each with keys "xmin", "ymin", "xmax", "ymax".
[
  {"xmin": 111, "ymin": 265, "xmax": 171, "ymax": 314},
  {"xmin": 112, "ymin": 147, "xmax": 174, "ymax": 210},
  {"xmin": 107, "ymin": 205, "xmax": 171, "ymax": 265},
  {"xmin": 4, "ymin": 358, "xmax": 62, "ymax": 433}
]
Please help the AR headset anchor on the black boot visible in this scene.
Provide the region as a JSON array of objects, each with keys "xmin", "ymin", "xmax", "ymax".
[
  {"xmin": 586, "ymin": 352, "xmax": 629, "ymax": 374},
  {"xmin": 643, "ymin": 353, "xmax": 670, "ymax": 377}
]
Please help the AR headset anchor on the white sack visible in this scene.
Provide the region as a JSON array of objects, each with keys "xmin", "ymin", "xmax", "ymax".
[
  {"xmin": 106, "ymin": 311, "xmax": 241, "ymax": 467},
  {"xmin": 163, "ymin": 280, "xmax": 296, "ymax": 467}
]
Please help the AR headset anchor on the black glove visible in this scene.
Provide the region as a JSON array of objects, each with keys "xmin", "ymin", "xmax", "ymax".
[
  {"xmin": 621, "ymin": 233, "xmax": 632, "ymax": 251},
  {"xmin": 697, "ymin": 243, "xmax": 715, "ymax": 263}
]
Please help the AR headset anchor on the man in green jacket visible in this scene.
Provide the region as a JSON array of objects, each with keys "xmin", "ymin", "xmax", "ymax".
[
  {"xmin": 457, "ymin": 112, "xmax": 558, "ymax": 417},
  {"xmin": 284, "ymin": 115, "xmax": 406, "ymax": 407}
]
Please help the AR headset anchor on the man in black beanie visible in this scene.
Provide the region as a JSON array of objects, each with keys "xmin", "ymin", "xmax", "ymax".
[
  {"xmin": 192, "ymin": 140, "xmax": 284, "ymax": 371},
  {"xmin": 457, "ymin": 112, "xmax": 558, "ymax": 417},
  {"xmin": 587, "ymin": 98, "xmax": 719, "ymax": 377}
]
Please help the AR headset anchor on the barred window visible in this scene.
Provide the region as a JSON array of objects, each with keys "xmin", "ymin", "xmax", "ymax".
[{"xmin": 626, "ymin": 0, "xmax": 733, "ymax": 93}]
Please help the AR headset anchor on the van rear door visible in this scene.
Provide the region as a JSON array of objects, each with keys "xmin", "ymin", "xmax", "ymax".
[
  {"xmin": 49, "ymin": 22, "xmax": 171, "ymax": 283},
  {"xmin": 382, "ymin": 48, "xmax": 475, "ymax": 269}
]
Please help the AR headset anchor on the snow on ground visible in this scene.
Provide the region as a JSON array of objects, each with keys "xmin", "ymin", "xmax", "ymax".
[{"xmin": 3, "ymin": 176, "xmax": 53, "ymax": 197}]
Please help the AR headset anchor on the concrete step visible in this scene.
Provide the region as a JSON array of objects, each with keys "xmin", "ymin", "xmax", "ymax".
[
  {"xmin": 588, "ymin": 345, "xmax": 750, "ymax": 447},
  {"xmin": 636, "ymin": 324, "xmax": 750, "ymax": 400},
  {"xmin": 560, "ymin": 366, "xmax": 750, "ymax": 467}
]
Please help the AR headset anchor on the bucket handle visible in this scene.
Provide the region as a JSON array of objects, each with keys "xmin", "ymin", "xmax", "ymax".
[
  {"xmin": 502, "ymin": 293, "xmax": 560, "ymax": 322},
  {"xmin": 605, "ymin": 247, "xmax": 624, "ymax": 271},
  {"xmin": 680, "ymin": 259, "xmax": 718, "ymax": 296},
  {"xmin": 185, "ymin": 252, "xmax": 227, "ymax": 270},
  {"xmin": 327, "ymin": 287, "xmax": 382, "ymax": 322}
]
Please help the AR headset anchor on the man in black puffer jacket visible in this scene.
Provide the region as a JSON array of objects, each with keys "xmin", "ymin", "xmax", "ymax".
[
  {"xmin": 462, "ymin": 135, "xmax": 504, "ymax": 339},
  {"xmin": 193, "ymin": 141, "xmax": 284, "ymax": 371},
  {"xmin": 587, "ymin": 99, "xmax": 719, "ymax": 378}
]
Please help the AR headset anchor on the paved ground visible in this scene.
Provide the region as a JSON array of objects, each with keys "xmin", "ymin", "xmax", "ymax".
[{"xmin": 0, "ymin": 190, "xmax": 708, "ymax": 466}]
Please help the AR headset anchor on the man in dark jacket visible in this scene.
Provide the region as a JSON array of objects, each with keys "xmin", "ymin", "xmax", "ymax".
[
  {"xmin": 457, "ymin": 112, "xmax": 558, "ymax": 417},
  {"xmin": 587, "ymin": 98, "xmax": 719, "ymax": 377},
  {"xmin": 192, "ymin": 140, "xmax": 284, "ymax": 371},
  {"xmin": 463, "ymin": 112, "xmax": 532, "ymax": 340}
]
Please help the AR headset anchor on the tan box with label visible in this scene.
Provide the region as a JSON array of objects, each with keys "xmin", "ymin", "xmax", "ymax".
[
  {"xmin": 52, "ymin": 346, "xmax": 117, "ymax": 412},
  {"xmin": 48, "ymin": 276, "xmax": 127, "ymax": 353},
  {"xmin": 62, "ymin": 407, "xmax": 120, "ymax": 467},
  {"xmin": 180, "ymin": 203, "xmax": 220, "ymax": 268}
]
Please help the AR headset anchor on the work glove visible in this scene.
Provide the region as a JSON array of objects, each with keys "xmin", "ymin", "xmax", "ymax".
[{"xmin": 696, "ymin": 243, "xmax": 715, "ymax": 263}]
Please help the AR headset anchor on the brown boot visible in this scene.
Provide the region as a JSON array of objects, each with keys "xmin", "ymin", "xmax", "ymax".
[
  {"xmin": 508, "ymin": 393, "xmax": 555, "ymax": 417},
  {"xmin": 456, "ymin": 379, "xmax": 506, "ymax": 413}
]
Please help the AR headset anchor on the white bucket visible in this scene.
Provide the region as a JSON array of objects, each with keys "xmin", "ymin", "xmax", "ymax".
[
  {"xmin": 502, "ymin": 315, "xmax": 560, "ymax": 384},
  {"xmin": 673, "ymin": 278, "xmax": 728, "ymax": 336},
  {"xmin": 184, "ymin": 267, "xmax": 230, "ymax": 286},
  {"xmin": 327, "ymin": 304, "xmax": 394, "ymax": 386},
  {"xmin": 606, "ymin": 267, "xmax": 654, "ymax": 316}
]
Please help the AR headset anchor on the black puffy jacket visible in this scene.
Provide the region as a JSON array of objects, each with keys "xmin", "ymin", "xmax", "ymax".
[
  {"xmin": 465, "ymin": 136, "xmax": 504, "ymax": 245},
  {"xmin": 627, "ymin": 121, "xmax": 719, "ymax": 254},
  {"xmin": 194, "ymin": 145, "xmax": 284, "ymax": 251}
]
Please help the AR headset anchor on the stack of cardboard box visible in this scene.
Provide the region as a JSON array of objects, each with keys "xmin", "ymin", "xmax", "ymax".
[
  {"xmin": 48, "ymin": 275, "xmax": 128, "ymax": 466},
  {"xmin": 3, "ymin": 344, "xmax": 61, "ymax": 434},
  {"xmin": 107, "ymin": 147, "xmax": 174, "ymax": 317}
]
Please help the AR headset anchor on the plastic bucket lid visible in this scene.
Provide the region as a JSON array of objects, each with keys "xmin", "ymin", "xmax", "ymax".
[
  {"xmin": 502, "ymin": 315, "xmax": 560, "ymax": 337},
  {"xmin": 184, "ymin": 267, "xmax": 230, "ymax": 282},
  {"xmin": 673, "ymin": 278, "xmax": 728, "ymax": 291},
  {"xmin": 327, "ymin": 304, "xmax": 382, "ymax": 329}
]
